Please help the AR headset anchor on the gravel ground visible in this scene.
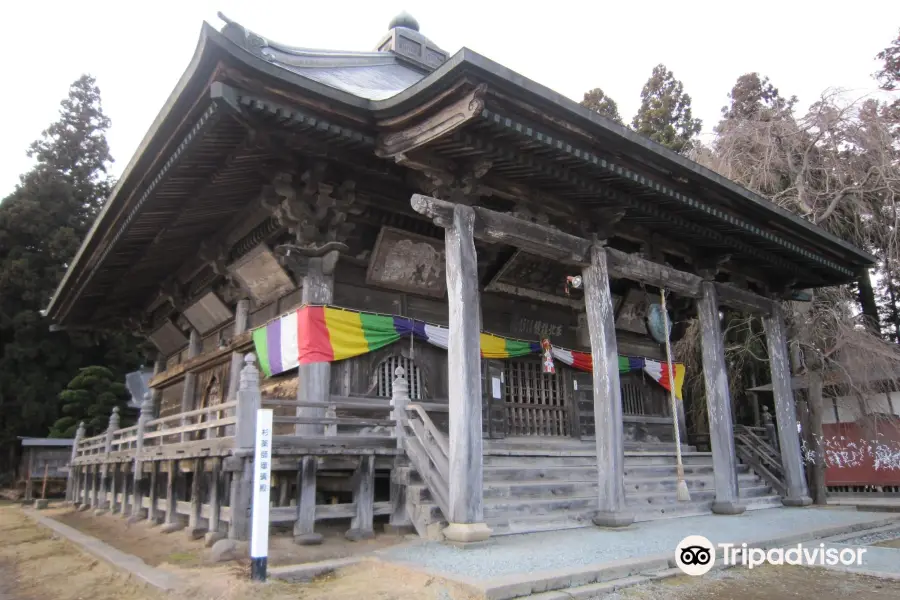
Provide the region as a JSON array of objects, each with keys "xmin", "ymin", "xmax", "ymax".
[
  {"xmin": 836, "ymin": 527, "xmax": 900, "ymax": 547},
  {"xmin": 609, "ymin": 566, "xmax": 900, "ymax": 600},
  {"xmin": 377, "ymin": 508, "xmax": 896, "ymax": 580},
  {"xmin": 818, "ymin": 544, "xmax": 900, "ymax": 575}
]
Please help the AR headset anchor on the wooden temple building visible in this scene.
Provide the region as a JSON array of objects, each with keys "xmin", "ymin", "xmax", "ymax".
[{"xmin": 49, "ymin": 13, "xmax": 876, "ymax": 544}]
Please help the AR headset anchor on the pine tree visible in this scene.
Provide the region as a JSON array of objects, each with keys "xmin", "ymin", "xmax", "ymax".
[
  {"xmin": 717, "ymin": 73, "xmax": 795, "ymax": 124},
  {"xmin": 631, "ymin": 64, "xmax": 702, "ymax": 154},
  {"xmin": 0, "ymin": 76, "xmax": 143, "ymax": 466},
  {"xmin": 49, "ymin": 366, "xmax": 132, "ymax": 438},
  {"xmin": 580, "ymin": 87, "xmax": 623, "ymax": 124}
]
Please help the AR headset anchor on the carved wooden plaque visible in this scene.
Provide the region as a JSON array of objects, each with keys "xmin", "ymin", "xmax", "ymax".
[
  {"xmin": 366, "ymin": 227, "xmax": 446, "ymax": 298},
  {"xmin": 616, "ymin": 287, "xmax": 649, "ymax": 335},
  {"xmin": 227, "ymin": 244, "xmax": 295, "ymax": 306}
]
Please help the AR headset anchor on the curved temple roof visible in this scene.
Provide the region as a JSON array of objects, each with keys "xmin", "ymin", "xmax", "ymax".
[{"xmin": 46, "ymin": 14, "xmax": 876, "ymax": 328}]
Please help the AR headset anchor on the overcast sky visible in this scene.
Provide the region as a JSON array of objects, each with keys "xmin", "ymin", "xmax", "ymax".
[{"xmin": 2, "ymin": 1, "xmax": 898, "ymax": 198}]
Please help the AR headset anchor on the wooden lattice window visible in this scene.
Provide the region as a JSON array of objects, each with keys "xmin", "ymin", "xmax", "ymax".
[
  {"xmin": 376, "ymin": 356, "xmax": 422, "ymax": 400},
  {"xmin": 503, "ymin": 360, "xmax": 570, "ymax": 436},
  {"xmin": 620, "ymin": 372, "xmax": 667, "ymax": 416}
]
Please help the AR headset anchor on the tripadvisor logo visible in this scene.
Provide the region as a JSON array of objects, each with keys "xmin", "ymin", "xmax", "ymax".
[
  {"xmin": 675, "ymin": 535, "xmax": 716, "ymax": 576},
  {"xmin": 674, "ymin": 535, "xmax": 868, "ymax": 576}
]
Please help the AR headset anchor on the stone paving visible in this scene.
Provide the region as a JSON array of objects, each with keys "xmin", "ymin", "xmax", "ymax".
[{"xmin": 377, "ymin": 507, "xmax": 898, "ymax": 581}]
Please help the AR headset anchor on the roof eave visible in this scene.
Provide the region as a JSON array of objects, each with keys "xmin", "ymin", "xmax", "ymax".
[{"xmin": 374, "ymin": 48, "xmax": 876, "ymax": 270}]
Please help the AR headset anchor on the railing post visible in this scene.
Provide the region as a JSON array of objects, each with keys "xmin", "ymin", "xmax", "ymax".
[
  {"xmin": 391, "ymin": 367, "xmax": 409, "ymax": 446},
  {"xmin": 324, "ymin": 404, "xmax": 337, "ymax": 437},
  {"xmin": 96, "ymin": 408, "xmax": 119, "ymax": 514},
  {"xmin": 762, "ymin": 406, "xmax": 779, "ymax": 453},
  {"xmin": 229, "ymin": 353, "xmax": 259, "ymax": 541},
  {"xmin": 67, "ymin": 421, "xmax": 85, "ymax": 504},
  {"xmin": 388, "ymin": 367, "xmax": 413, "ymax": 534},
  {"xmin": 130, "ymin": 393, "xmax": 153, "ymax": 521}
]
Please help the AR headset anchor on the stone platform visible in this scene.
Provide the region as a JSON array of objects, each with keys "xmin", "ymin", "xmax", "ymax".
[{"xmin": 375, "ymin": 506, "xmax": 900, "ymax": 599}]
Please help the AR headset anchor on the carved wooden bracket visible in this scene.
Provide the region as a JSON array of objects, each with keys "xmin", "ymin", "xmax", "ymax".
[
  {"xmin": 160, "ymin": 278, "xmax": 187, "ymax": 312},
  {"xmin": 695, "ymin": 253, "xmax": 732, "ymax": 280},
  {"xmin": 260, "ymin": 163, "xmax": 362, "ymax": 251}
]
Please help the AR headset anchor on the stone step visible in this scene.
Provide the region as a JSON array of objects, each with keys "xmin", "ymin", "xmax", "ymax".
[
  {"xmin": 484, "ymin": 466, "xmax": 598, "ymax": 482},
  {"xmin": 483, "ymin": 454, "xmax": 598, "ymax": 467},
  {"xmin": 623, "ymin": 463, "xmax": 750, "ymax": 478},
  {"xmin": 483, "ymin": 495, "xmax": 598, "ymax": 519},
  {"xmin": 626, "ymin": 484, "xmax": 772, "ymax": 507},
  {"xmin": 745, "ymin": 494, "xmax": 784, "ymax": 510},
  {"xmin": 486, "ymin": 508, "xmax": 596, "ymax": 536},
  {"xmin": 624, "ymin": 451, "xmax": 714, "ymax": 466},
  {"xmin": 625, "ymin": 473, "xmax": 761, "ymax": 494},
  {"xmin": 483, "ymin": 480, "xmax": 598, "ymax": 500}
]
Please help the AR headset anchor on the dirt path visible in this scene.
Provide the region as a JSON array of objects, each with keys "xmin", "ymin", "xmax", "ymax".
[
  {"xmin": 0, "ymin": 504, "xmax": 476, "ymax": 600},
  {"xmin": 50, "ymin": 507, "xmax": 403, "ymax": 568}
]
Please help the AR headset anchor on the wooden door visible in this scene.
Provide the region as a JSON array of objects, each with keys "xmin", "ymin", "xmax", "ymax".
[
  {"xmin": 503, "ymin": 359, "xmax": 572, "ymax": 436},
  {"xmin": 482, "ymin": 360, "xmax": 507, "ymax": 438},
  {"xmin": 572, "ymin": 372, "xmax": 594, "ymax": 439}
]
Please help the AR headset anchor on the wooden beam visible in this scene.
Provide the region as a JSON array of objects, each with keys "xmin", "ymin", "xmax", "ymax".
[
  {"xmin": 605, "ymin": 247, "xmax": 703, "ymax": 298},
  {"xmin": 713, "ymin": 282, "xmax": 774, "ymax": 315},
  {"xmin": 411, "ymin": 194, "xmax": 591, "ymax": 264}
]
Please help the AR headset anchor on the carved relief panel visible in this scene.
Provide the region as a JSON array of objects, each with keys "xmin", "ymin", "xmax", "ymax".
[{"xmin": 366, "ymin": 227, "xmax": 446, "ymax": 298}]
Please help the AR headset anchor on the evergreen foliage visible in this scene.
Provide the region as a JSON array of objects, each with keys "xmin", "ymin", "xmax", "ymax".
[
  {"xmin": 0, "ymin": 76, "xmax": 143, "ymax": 464},
  {"xmin": 631, "ymin": 64, "xmax": 702, "ymax": 154},
  {"xmin": 580, "ymin": 87, "xmax": 623, "ymax": 124},
  {"xmin": 49, "ymin": 366, "xmax": 131, "ymax": 438}
]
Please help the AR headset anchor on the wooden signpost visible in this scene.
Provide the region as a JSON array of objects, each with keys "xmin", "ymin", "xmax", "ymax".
[{"xmin": 250, "ymin": 409, "xmax": 273, "ymax": 581}]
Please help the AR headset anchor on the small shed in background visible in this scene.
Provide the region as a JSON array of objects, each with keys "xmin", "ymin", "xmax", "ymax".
[{"xmin": 18, "ymin": 437, "xmax": 74, "ymax": 501}]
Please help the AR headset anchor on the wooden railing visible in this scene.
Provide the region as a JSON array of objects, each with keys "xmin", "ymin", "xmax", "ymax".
[
  {"xmin": 403, "ymin": 402, "xmax": 451, "ymax": 521},
  {"xmin": 734, "ymin": 424, "xmax": 786, "ymax": 496},
  {"xmin": 142, "ymin": 401, "xmax": 238, "ymax": 448}
]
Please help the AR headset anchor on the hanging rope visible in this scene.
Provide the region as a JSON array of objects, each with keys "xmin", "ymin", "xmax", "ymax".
[{"xmin": 660, "ymin": 288, "xmax": 691, "ymax": 502}]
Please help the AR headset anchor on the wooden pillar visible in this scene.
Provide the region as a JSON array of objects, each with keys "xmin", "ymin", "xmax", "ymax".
[
  {"xmin": 150, "ymin": 355, "xmax": 165, "ymax": 417},
  {"xmin": 90, "ymin": 463, "xmax": 100, "ymax": 508},
  {"xmin": 181, "ymin": 329, "xmax": 202, "ymax": 442},
  {"xmin": 24, "ymin": 448, "xmax": 34, "ymax": 502},
  {"xmin": 442, "ymin": 203, "xmax": 491, "ymax": 543},
  {"xmin": 204, "ymin": 457, "xmax": 225, "ymax": 547},
  {"xmin": 109, "ymin": 464, "xmax": 120, "ymax": 513},
  {"xmin": 81, "ymin": 464, "xmax": 92, "ymax": 509},
  {"xmin": 697, "ymin": 281, "xmax": 745, "ymax": 515},
  {"xmin": 147, "ymin": 460, "xmax": 160, "ymax": 525},
  {"xmin": 228, "ymin": 457, "xmax": 253, "ymax": 541},
  {"xmin": 807, "ymin": 371, "xmax": 827, "ymax": 505},
  {"xmin": 293, "ymin": 456, "xmax": 321, "ymax": 545},
  {"xmin": 295, "ymin": 255, "xmax": 336, "ymax": 435},
  {"xmin": 763, "ymin": 303, "xmax": 812, "ymax": 506},
  {"xmin": 161, "ymin": 460, "xmax": 185, "ymax": 532},
  {"xmin": 187, "ymin": 458, "xmax": 205, "ymax": 538},
  {"xmin": 346, "ymin": 455, "xmax": 375, "ymax": 541},
  {"xmin": 582, "ymin": 244, "xmax": 633, "ymax": 527},
  {"xmin": 226, "ymin": 298, "xmax": 251, "ymax": 402}
]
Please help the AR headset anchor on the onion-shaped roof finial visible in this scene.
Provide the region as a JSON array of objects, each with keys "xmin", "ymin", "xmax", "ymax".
[{"xmin": 389, "ymin": 11, "xmax": 420, "ymax": 32}]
